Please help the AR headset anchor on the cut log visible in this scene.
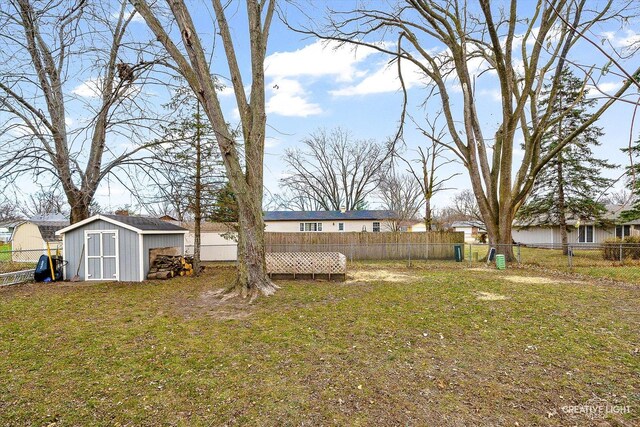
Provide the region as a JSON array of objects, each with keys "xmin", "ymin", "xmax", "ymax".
[{"xmin": 147, "ymin": 271, "xmax": 172, "ymax": 280}]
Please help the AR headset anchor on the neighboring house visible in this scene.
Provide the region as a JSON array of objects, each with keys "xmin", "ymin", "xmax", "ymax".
[
  {"xmin": 451, "ymin": 221, "xmax": 486, "ymax": 243},
  {"xmin": 182, "ymin": 221, "xmax": 237, "ymax": 261},
  {"xmin": 0, "ymin": 220, "xmax": 22, "ymax": 243},
  {"xmin": 56, "ymin": 214, "xmax": 188, "ymax": 282},
  {"xmin": 264, "ymin": 210, "xmax": 409, "ymax": 233},
  {"xmin": 11, "ymin": 214, "xmax": 69, "ymax": 260},
  {"xmin": 512, "ymin": 204, "xmax": 638, "ymax": 245}
]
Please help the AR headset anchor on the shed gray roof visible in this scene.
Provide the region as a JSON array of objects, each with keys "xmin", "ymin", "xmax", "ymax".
[
  {"xmin": 55, "ymin": 214, "xmax": 188, "ymax": 236},
  {"xmin": 101, "ymin": 214, "xmax": 186, "ymax": 231},
  {"xmin": 264, "ymin": 210, "xmax": 397, "ymax": 221}
]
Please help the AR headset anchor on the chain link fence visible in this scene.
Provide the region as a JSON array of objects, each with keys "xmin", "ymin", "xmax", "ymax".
[
  {"xmin": 0, "ymin": 247, "xmax": 63, "ymax": 286},
  {"xmin": 187, "ymin": 242, "xmax": 639, "ymax": 284},
  {"xmin": 3, "ymin": 242, "xmax": 638, "ymax": 285},
  {"xmin": 0, "ymin": 248, "xmax": 61, "ymax": 273}
]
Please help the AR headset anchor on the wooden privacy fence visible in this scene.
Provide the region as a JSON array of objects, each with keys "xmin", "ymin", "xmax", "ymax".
[{"xmin": 265, "ymin": 231, "xmax": 464, "ymax": 261}]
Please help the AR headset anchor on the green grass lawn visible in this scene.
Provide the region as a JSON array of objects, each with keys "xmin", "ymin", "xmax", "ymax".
[
  {"xmin": 465, "ymin": 245, "xmax": 640, "ymax": 284},
  {"xmin": 0, "ymin": 264, "xmax": 638, "ymax": 425},
  {"xmin": 0, "ymin": 243, "xmax": 10, "ymax": 261}
]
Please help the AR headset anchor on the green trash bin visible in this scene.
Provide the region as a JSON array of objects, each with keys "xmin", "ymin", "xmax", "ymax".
[
  {"xmin": 454, "ymin": 244, "xmax": 463, "ymax": 262},
  {"xmin": 495, "ymin": 254, "xmax": 506, "ymax": 270}
]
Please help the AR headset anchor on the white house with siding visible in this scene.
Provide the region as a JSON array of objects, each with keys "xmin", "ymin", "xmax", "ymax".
[
  {"xmin": 512, "ymin": 204, "xmax": 640, "ymax": 245},
  {"xmin": 264, "ymin": 210, "xmax": 406, "ymax": 233},
  {"xmin": 56, "ymin": 214, "xmax": 187, "ymax": 282},
  {"xmin": 182, "ymin": 221, "xmax": 237, "ymax": 261}
]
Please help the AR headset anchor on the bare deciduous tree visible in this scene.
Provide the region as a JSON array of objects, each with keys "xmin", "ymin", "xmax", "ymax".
[
  {"xmin": 0, "ymin": 0, "xmax": 165, "ymax": 223},
  {"xmin": 304, "ymin": 0, "xmax": 640, "ymax": 260},
  {"xmin": 605, "ymin": 188, "xmax": 631, "ymax": 206},
  {"xmin": 398, "ymin": 116, "xmax": 460, "ymax": 230},
  {"xmin": 21, "ymin": 188, "xmax": 69, "ymax": 218},
  {"xmin": 449, "ymin": 189, "xmax": 483, "ymax": 224},
  {"xmin": 131, "ymin": 0, "xmax": 278, "ymax": 297},
  {"xmin": 0, "ymin": 197, "xmax": 22, "ymax": 222},
  {"xmin": 377, "ymin": 167, "xmax": 423, "ymax": 232},
  {"xmin": 280, "ymin": 127, "xmax": 392, "ymax": 211}
]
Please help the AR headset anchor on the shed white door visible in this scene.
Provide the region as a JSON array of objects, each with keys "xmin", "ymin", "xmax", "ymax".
[{"xmin": 85, "ymin": 230, "xmax": 119, "ymax": 280}]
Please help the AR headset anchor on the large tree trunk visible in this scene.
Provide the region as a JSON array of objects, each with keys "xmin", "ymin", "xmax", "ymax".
[
  {"xmin": 424, "ymin": 198, "xmax": 432, "ymax": 231},
  {"xmin": 484, "ymin": 216, "xmax": 516, "ymax": 262},
  {"xmin": 66, "ymin": 189, "xmax": 92, "ymax": 224},
  {"xmin": 69, "ymin": 203, "xmax": 90, "ymax": 224},
  {"xmin": 132, "ymin": 0, "xmax": 277, "ymax": 298},
  {"xmin": 235, "ymin": 200, "xmax": 277, "ymax": 298}
]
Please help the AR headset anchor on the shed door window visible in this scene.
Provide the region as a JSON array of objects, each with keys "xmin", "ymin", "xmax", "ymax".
[
  {"xmin": 338, "ymin": 222, "xmax": 345, "ymax": 231},
  {"xmin": 85, "ymin": 230, "xmax": 119, "ymax": 280},
  {"xmin": 578, "ymin": 225, "xmax": 593, "ymax": 243},
  {"xmin": 373, "ymin": 222, "xmax": 381, "ymax": 232}
]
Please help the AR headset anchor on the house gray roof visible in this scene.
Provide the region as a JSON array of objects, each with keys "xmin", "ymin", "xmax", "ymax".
[
  {"xmin": 513, "ymin": 203, "xmax": 640, "ymax": 227},
  {"xmin": 29, "ymin": 213, "xmax": 68, "ymax": 222},
  {"xmin": 264, "ymin": 210, "xmax": 398, "ymax": 221},
  {"xmin": 101, "ymin": 214, "xmax": 187, "ymax": 231},
  {"xmin": 35, "ymin": 222, "xmax": 69, "ymax": 242},
  {"xmin": 451, "ymin": 220, "xmax": 485, "ymax": 229}
]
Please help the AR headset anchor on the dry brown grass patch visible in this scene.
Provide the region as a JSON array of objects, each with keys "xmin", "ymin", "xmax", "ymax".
[
  {"xmin": 346, "ymin": 269, "xmax": 419, "ymax": 284},
  {"xmin": 476, "ymin": 291, "xmax": 509, "ymax": 301}
]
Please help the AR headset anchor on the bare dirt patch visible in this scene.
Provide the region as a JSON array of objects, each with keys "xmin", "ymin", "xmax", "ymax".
[
  {"xmin": 467, "ymin": 267, "xmax": 502, "ymax": 274},
  {"xmin": 476, "ymin": 291, "xmax": 509, "ymax": 301},
  {"xmin": 176, "ymin": 289, "xmax": 255, "ymax": 320},
  {"xmin": 346, "ymin": 270, "xmax": 419, "ymax": 284},
  {"xmin": 502, "ymin": 275, "xmax": 585, "ymax": 285}
]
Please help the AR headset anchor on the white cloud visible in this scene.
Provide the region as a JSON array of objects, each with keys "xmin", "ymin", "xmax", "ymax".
[
  {"xmin": 218, "ymin": 85, "xmax": 235, "ymax": 97},
  {"xmin": 330, "ymin": 59, "xmax": 425, "ymax": 97},
  {"xmin": 72, "ymin": 77, "xmax": 140, "ymax": 98},
  {"xmin": 265, "ymin": 40, "xmax": 381, "ymax": 82},
  {"xmin": 265, "ymin": 137, "xmax": 280, "ymax": 149},
  {"xmin": 585, "ymin": 81, "xmax": 623, "ymax": 97},
  {"xmin": 111, "ymin": 9, "xmax": 145, "ymax": 24},
  {"xmin": 266, "ymin": 78, "xmax": 322, "ymax": 117},
  {"xmin": 72, "ymin": 78, "xmax": 102, "ymax": 98},
  {"xmin": 602, "ymin": 29, "xmax": 640, "ymax": 49}
]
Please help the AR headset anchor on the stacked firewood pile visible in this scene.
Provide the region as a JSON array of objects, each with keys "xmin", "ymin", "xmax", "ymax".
[{"xmin": 147, "ymin": 255, "xmax": 195, "ymax": 280}]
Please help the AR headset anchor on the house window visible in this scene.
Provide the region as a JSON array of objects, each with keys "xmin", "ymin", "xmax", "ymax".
[
  {"xmin": 373, "ymin": 222, "xmax": 381, "ymax": 232},
  {"xmin": 616, "ymin": 225, "xmax": 631, "ymax": 239},
  {"xmin": 578, "ymin": 225, "xmax": 594, "ymax": 243},
  {"xmin": 338, "ymin": 222, "xmax": 344, "ymax": 231},
  {"xmin": 300, "ymin": 222, "xmax": 322, "ymax": 232}
]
